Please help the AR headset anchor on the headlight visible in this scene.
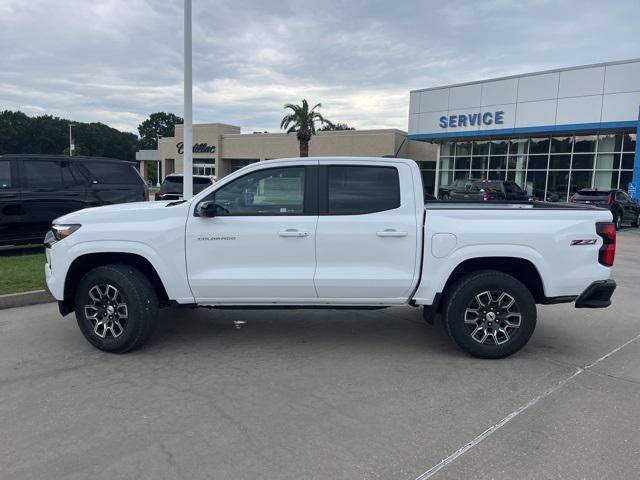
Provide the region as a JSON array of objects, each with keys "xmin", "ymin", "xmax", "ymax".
[{"xmin": 52, "ymin": 224, "xmax": 81, "ymax": 241}]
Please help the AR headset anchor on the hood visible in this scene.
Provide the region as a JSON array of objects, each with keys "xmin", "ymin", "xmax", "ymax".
[{"xmin": 54, "ymin": 200, "xmax": 190, "ymax": 225}]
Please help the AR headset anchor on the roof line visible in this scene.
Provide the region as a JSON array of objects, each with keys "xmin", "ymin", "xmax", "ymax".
[{"xmin": 410, "ymin": 58, "xmax": 640, "ymax": 93}]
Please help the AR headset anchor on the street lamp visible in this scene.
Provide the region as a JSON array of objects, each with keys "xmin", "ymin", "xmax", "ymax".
[
  {"xmin": 183, "ymin": 0, "xmax": 193, "ymax": 199},
  {"xmin": 68, "ymin": 123, "xmax": 75, "ymax": 156},
  {"xmin": 156, "ymin": 134, "xmax": 162, "ymax": 187}
]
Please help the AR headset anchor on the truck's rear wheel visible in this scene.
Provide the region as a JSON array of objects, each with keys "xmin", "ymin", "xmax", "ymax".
[
  {"xmin": 443, "ymin": 271, "xmax": 536, "ymax": 359},
  {"xmin": 74, "ymin": 264, "xmax": 158, "ymax": 353}
]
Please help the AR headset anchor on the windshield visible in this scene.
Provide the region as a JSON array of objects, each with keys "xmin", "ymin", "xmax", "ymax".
[{"xmin": 160, "ymin": 176, "xmax": 212, "ymax": 194}]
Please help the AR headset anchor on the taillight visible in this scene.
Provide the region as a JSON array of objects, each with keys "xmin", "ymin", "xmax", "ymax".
[
  {"xmin": 154, "ymin": 191, "xmax": 161, "ymax": 201},
  {"xmin": 605, "ymin": 194, "xmax": 613, "ymax": 206},
  {"xmin": 596, "ymin": 222, "xmax": 616, "ymax": 267},
  {"xmin": 483, "ymin": 193, "xmax": 489, "ymax": 201}
]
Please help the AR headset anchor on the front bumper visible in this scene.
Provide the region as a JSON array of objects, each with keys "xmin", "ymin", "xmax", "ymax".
[{"xmin": 575, "ymin": 279, "xmax": 616, "ymax": 308}]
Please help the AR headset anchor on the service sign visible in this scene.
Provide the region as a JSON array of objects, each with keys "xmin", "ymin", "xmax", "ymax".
[{"xmin": 440, "ymin": 111, "xmax": 505, "ymax": 129}]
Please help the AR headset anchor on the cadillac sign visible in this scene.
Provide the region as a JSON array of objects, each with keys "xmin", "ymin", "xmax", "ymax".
[{"xmin": 177, "ymin": 142, "xmax": 216, "ymax": 154}]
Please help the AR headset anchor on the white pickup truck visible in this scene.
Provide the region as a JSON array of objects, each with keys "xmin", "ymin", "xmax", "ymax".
[{"xmin": 45, "ymin": 157, "xmax": 617, "ymax": 358}]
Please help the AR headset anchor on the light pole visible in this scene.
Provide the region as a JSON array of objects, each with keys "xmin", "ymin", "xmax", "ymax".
[
  {"xmin": 68, "ymin": 123, "xmax": 75, "ymax": 156},
  {"xmin": 183, "ymin": 0, "xmax": 193, "ymax": 199},
  {"xmin": 156, "ymin": 134, "xmax": 162, "ymax": 186}
]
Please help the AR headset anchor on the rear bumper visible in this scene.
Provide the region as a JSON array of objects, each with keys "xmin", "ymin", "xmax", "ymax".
[{"xmin": 575, "ymin": 279, "xmax": 616, "ymax": 308}]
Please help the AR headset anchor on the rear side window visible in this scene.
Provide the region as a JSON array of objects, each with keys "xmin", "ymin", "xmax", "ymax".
[
  {"xmin": 0, "ymin": 160, "xmax": 12, "ymax": 188},
  {"xmin": 22, "ymin": 160, "xmax": 64, "ymax": 188},
  {"xmin": 327, "ymin": 166, "xmax": 400, "ymax": 215},
  {"xmin": 83, "ymin": 161, "xmax": 143, "ymax": 185}
]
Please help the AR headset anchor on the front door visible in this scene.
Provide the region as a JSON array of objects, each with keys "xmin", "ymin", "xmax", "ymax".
[
  {"xmin": 314, "ymin": 162, "xmax": 419, "ymax": 300},
  {"xmin": 186, "ymin": 163, "xmax": 319, "ymax": 302}
]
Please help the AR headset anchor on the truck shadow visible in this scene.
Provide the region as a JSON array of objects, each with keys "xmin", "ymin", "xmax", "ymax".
[{"xmin": 146, "ymin": 305, "xmax": 460, "ymax": 357}]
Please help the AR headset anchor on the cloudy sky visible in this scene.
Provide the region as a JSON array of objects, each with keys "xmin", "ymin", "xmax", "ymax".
[{"xmin": 1, "ymin": 0, "xmax": 639, "ymax": 134}]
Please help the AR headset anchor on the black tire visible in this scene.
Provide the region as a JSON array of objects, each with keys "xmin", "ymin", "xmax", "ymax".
[
  {"xmin": 632, "ymin": 212, "xmax": 640, "ymax": 228},
  {"xmin": 443, "ymin": 270, "xmax": 536, "ymax": 359},
  {"xmin": 74, "ymin": 264, "xmax": 158, "ymax": 353},
  {"xmin": 613, "ymin": 212, "xmax": 623, "ymax": 230}
]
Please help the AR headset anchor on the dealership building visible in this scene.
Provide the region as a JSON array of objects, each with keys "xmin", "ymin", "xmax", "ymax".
[
  {"xmin": 146, "ymin": 124, "xmax": 437, "ymax": 191},
  {"xmin": 408, "ymin": 58, "xmax": 640, "ymax": 200},
  {"xmin": 142, "ymin": 58, "xmax": 639, "ymax": 200}
]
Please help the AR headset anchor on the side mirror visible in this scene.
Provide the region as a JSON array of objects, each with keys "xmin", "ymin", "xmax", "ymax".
[{"xmin": 196, "ymin": 200, "xmax": 219, "ymax": 217}]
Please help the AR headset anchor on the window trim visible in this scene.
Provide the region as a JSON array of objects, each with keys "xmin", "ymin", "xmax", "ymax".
[
  {"xmin": 319, "ymin": 164, "xmax": 401, "ymax": 216},
  {"xmin": 196, "ymin": 165, "xmax": 318, "ymax": 217}
]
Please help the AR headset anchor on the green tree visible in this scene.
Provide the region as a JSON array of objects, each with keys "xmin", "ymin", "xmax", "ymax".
[
  {"xmin": 280, "ymin": 100, "xmax": 333, "ymax": 157},
  {"xmin": 0, "ymin": 110, "xmax": 138, "ymax": 160},
  {"xmin": 137, "ymin": 112, "xmax": 184, "ymax": 149},
  {"xmin": 319, "ymin": 122, "xmax": 354, "ymax": 131}
]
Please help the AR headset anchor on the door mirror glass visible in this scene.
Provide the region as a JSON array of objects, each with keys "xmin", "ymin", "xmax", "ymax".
[{"xmin": 196, "ymin": 200, "xmax": 226, "ymax": 217}]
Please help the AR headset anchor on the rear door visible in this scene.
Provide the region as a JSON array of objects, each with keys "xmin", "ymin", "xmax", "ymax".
[
  {"xmin": 0, "ymin": 158, "xmax": 24, "ymax": 245},
  {"xmin": 19, "ymin": 158, "xmax": 88, "ymax": 241},
  {"xmin": 314, "ymin": 162, "xmax": 419, "ymax": 299}
]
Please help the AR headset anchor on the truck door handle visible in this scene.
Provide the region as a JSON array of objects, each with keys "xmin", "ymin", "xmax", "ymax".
[
  {"xmin": 377, "ymin": 229, "xmax": 408, "ymax": 237},
  {"xmin": 278, "ymin": 229, "xmax": 309, "ymax": 237}
]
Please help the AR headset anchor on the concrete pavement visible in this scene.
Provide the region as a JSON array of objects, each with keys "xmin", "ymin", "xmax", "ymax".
[{"xmin": 1, "ymin": 230, "xmax": 639, "ymax": 479}]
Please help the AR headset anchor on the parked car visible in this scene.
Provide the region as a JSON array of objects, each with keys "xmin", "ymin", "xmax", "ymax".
[
  {"xmin": 46, "ymin": 157, "xmax": 616, "ymax": 359},
  {"xmin": 570, "ymin": 189, "xmax": 640, "ymax": 230},
  {"xmin": 0, "ymin": 154, "xmax": 147, "ymax": 246},
  {"xmin": 155, "ymin": 174, "xmax": 214, "ymax": 200},
  {"xmin": 440, "ymin": 178, "xmax": 530, "ymax": 201}
]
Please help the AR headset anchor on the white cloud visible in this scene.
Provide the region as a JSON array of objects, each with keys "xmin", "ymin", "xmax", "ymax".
[{"xmin": 1, "ymin": 0, "xmax": 638, "ymax": 134}]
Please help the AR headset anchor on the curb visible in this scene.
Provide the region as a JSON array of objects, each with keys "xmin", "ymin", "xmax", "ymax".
[{"xmin": 0, "ymin": 290, "xmax": 55, "ymax": 310}]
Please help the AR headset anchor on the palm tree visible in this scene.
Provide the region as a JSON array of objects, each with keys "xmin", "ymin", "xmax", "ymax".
[{"xmin": 280, "ymin": 99, "xmax": 333, "ymax": 157}]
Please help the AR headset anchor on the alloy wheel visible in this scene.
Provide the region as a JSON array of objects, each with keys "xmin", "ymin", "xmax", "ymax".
[
  {"xmin": 84, "ymin": 284, "xmax": 129, "ymax": 339},
  {"xmin": 464, "ymin": 290, "xmax": 521, "ymax": 345}
]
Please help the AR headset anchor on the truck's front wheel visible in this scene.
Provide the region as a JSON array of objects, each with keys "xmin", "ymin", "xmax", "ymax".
[
  {"xmin": 74, "ymin": 264, "xmax": 158, "ymax": 353},
  {"xmin": 443, "ymin": 271, "xmax": 536, "ymax": 359}
]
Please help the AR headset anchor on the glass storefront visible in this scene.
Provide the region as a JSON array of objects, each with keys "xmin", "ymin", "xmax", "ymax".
[{"xmin": 438, "ymin": 131, "xmax": 636, "ymax": 201}]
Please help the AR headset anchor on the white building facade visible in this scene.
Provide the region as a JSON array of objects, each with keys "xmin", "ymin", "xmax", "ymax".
[{"xmin": 408, "ymin": 59, "xmax": 640, "ymax": 200}]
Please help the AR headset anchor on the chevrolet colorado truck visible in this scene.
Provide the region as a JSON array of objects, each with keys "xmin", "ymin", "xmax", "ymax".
[{"xmin": 45, "ymin": 157, "xmax": 617, "ymax": 358}]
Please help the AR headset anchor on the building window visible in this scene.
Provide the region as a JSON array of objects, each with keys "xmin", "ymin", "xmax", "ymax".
[{"xmin": 438, "ymin": 130, "xmax": 635, "ymax": 201}]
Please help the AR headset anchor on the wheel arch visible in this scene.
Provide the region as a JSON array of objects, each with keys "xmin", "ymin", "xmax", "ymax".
[
  {"xmin": 61, "ymin": 252, "xmax": 170, "ymax": 315},
  {"xmin": 439, "ymin": 256, "xmax": 546, "ymax": 309}
]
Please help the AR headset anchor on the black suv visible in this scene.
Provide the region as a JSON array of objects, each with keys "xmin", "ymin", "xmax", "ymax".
[
  {"xmin": 0, "ymin": 154, "xmax": 147, "ymax": 246},
  {"xmin": 570, "ymin": 189, "xmax": 640, "ymax": 230}
]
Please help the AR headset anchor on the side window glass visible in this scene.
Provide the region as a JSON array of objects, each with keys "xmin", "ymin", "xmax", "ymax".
[
  {"xmin": 83, "ymin": 162, "xmax": 143, "ymax": 185},
  {"xmin": 0, "ymin": 160, "xmax": 12, "ymax": 188},
  {"xmin": 61, "ymin": 162, "xmax": 84, "ymax": 186},
  {"xmin": 23, "ymin": 160, "xmax": 63, "ymax": 188},
  {"xmin": 212, "ymin": 167, "xmax": 305, "ymax": 215},
  {"xmin": 327, "ymin": 166, "xmax": 400, "ymax": 215},
  {"xmin": 615, "ymin": 192, "xmax": 624, "ymax": 202}
]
